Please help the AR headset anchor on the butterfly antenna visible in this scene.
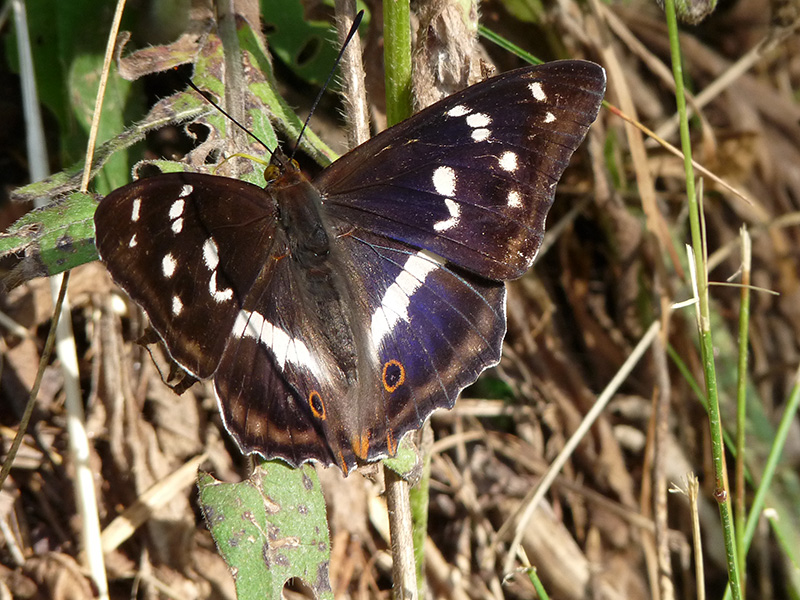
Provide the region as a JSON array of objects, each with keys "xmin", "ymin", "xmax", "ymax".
[
  {"xmin": 184, "ymin": 78, "xmax": 276, "ymax": 159},
  {"xmin": 290, "ymin": 10, "xmax": 364, "ymax": 160}
]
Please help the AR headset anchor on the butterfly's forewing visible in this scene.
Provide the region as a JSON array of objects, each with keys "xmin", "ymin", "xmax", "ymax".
[
  {"xmin": 316, "ymin": 60, "xmax": 606, "ymax": 280},
  {"xmin": 94, "ymin": 173, "xmax": 281, "ymax": 376}
]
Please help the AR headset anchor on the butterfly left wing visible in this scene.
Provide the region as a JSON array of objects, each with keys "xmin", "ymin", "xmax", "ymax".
[{"xmin": 315, "ymin": 60, "xmax": 606, "ymax": 281}]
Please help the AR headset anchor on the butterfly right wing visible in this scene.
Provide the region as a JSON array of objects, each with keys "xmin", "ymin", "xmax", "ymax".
[
  {"xmin": 94, "ymin": 172, "xmax": 281, "ymax": 378},
  {"xmin": 208, "ymin": 222, "xmax": 507, "ymax": 472},
  {"xmin": 338, "ymin": 228, "xmax": 507, "ymax": 463}
]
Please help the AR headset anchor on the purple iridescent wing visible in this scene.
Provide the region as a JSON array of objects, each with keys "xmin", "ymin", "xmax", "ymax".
[{"xmin": 316, "ymin": 60, "xmax": 606, "ymax": 280}]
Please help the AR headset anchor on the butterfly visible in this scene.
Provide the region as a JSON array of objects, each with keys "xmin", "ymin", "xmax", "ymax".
[{"xmin": 93, "ymin": 60, "xmax": 606, "ymax": 473}]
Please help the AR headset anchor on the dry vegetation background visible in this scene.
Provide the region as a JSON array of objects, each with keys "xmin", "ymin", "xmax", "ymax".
[{"xmin": 1, "ymin": 0, "xmax": 800, "ymax": 598}]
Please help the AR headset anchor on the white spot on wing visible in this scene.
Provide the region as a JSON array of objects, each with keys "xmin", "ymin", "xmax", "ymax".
[
  {"xmin": 169, "ymin": 199, "xmax": 185, "ymax": 220},
  {"xmin": 233, "ymin": 310, "xmax": 322, "ymax": 376},
  {"xmin": 171, "ymin": 217, "xmax": 183, "ymax": 234},
  {"xmin": 544, "ymin": 112, "xmax": 556, "ymax": 123},
  {"xmin": 499, "ymin": 151, "xmax": 518, "ymax": 172},
  {"xmin": 466, "ymin": 112, "xmax": 491, "ymax": 128},
  {"xmin": 208, "ymin": 271, "xmax": 233, "ymax": 303},
  {"xmin": 371, "ymin": 250, "xmax": 444, "ymax": 347},
  {"xmin": 447, "ymin": 105, "xmax": 471, "ymax": 117},
  {"xmin": 162, "ymin": 253, "xmax": 176, "ymax": 278},
  {"xmin": 432, "ymin": 166, "xmax": 457, "ymax": 197},
  {"xmin": 265, "ymin": 317, "xmax": 290, "ymax": 366},
  {"xmin": 128, "ymin": 234, "xmax": 137, "ymax": 248},
  {"xmin": 507, "ymin": 190, "xmax": 522, "ymax": 208},
  {"xmin": 471, "ymin": 128, "xmax": 490, "ymax": 142},
  {"xmin": 131, "ymin": 198, "xmax": 141, "ymax": 222},
  {"xmin": 203, "ymin": 238, "xmax": 220, "ymax": 270},
  {"xmin": 433, "ymin": 199, "xmax": 460, "ymax": 232},
  {"xmin": 529, "ymin": 82, "xmax": 547, "ymax": 101},
  {"xmin": 172, "ymin": 296, "xmax": 183, "ymax": 316},
  {"xmin": 178, "ymin": 184, "xmax": 193, "ymax": 198}
]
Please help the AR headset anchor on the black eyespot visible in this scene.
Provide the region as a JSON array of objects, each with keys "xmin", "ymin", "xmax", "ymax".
[
  {"xmin": 382, "ymin": 360, "xmax": 405, "ymax": 393},
  {"xmin": 308, "ymin": 391, "xmax": 326, "ymax": 420}
]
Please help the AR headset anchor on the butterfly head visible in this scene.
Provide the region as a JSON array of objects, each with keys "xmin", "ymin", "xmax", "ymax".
[{"xmin": 264, "ymin": 149, "xmax": 305, "ymax": 191}]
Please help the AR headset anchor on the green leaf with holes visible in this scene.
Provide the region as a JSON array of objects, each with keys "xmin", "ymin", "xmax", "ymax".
[
  {"xmin": 198, "ymin": 460, "xmax": 333, "ymax": 600},
  {"xmin": 2, "ymin": 14, "xmax": 336, "ymax": 286}
]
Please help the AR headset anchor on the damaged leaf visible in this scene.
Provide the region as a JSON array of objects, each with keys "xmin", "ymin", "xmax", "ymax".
[
  {"xmin": 198, "ymin": 460, "xmax": 333, "ymax": 600},
  {"xmin": 4, "ymin": 16, "xmax": 336, "ymax": 288}
]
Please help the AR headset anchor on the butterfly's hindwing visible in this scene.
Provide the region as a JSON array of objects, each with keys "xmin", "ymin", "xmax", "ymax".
[
  {"xmin": 317, "ymin": 60, "xmax": 606, "ymax": 280},
  {"xmin": 340, "ymin": 228, "xmax": 506, "ymax": 463}
]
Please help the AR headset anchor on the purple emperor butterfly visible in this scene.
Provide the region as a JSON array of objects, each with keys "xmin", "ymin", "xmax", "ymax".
[{"xmin": 94, "ymin": 60, "xmax": 606, "ymax": 473}]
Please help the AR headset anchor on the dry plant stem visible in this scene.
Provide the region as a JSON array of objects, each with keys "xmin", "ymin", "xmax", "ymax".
[
  {"xmin": 652, "ymin": 329, "xmax": 674, "ymax": 600},
  {"xmin": 654, "ymin": 28, "xmax": 798, "ymax": 142},
  {"xmin": 14, "ymin": 0, "xmax": 118, "ymax": 596},
  {"xmin": 665, "ymin": 0, "xmax": 742, "ymax": 595},
  {"xmin": 604, "ymin": 103, "xmax": 752, "ymax": 207},
  {"xmin": 640, "ymin": 404, "xmax": 661, "ymax": 599},
  {"xmin": 217, "ymin": 0, "xmax": 246, "ymax": 174},
  {"xmin": 687, "ymin": 475, "xmax": 706, "ymax": 600},
  {"xmin": 0, "ymin": 275, "xmax": 69, "ymax": 489},
  {"xmin": 734, "ymin": 227, "xmax": 751, "ymax": 585},
  {"xmin": 486, "ymin": 436, "xmax": 659, "ymax": 534},
  {"xmin": 80, "ymin": 0, "xmax": 126, "ymax": 191},
  {"xmin": 100, "ymin": 454, "xmax": 208, "ymax": 553},
  {"xmin": 0, "ymin": 514, "xmax": 24, "ymax": 567},
  {"xmin": 499, "ymin": 318, "xmax": 663, "ymax": 576},
  {"xmin": 333, "ymin": 0, "xmax": 371, "ymax": 147},
  {"xmin": 386, "ymin": 468, "xmax": 417, "ymax": 600},
  {"xmin": 589, "ymin": 0, "xmax": 683, "ymax": 277},
  {"xmin": 707, "ymin": 212, "xmax": 800, "ymax": 273},
  {"xmin": 599, "ymin": 3, "xmax": 709, "ymax": 138},
  {"xmin": 0, "ymin": 310, "xmax": 30, "ymax": 339}
]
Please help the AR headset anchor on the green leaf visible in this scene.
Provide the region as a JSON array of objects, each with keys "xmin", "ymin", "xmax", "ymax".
[
  {"xmin": 262, "ymin": 0, "xmax": 340, "ymax": 86},
  {"xmin": 68, "ymin": 55, "xmax": 132, "ymax": 195},
  {"xmin": 0, "ymin": 191, "xmax": 99, "ymax": 288},
  {"xmin": 4, "ymin": 0, "xmax": 141, "ymax": 170},
  {"xmin": 3, "ymin": 15, "xmax": 338, "ymax": 287},
  {"xmin": 198, "ymin": 460, "xmax": 333, "ymax": 600}
]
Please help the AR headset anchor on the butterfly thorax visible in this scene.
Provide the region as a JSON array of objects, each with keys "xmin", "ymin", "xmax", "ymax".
[{"xmin": 268, "ymin": 160, "xmax": 330, "ymax": 267}]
